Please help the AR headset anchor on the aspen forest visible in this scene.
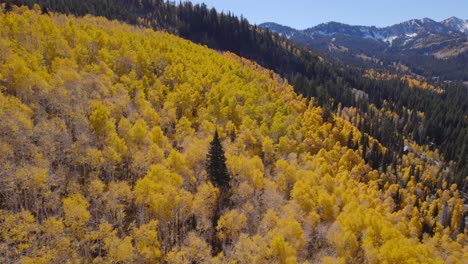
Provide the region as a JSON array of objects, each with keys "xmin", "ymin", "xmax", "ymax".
[{"xmin": 0, "ymin": 4, "xmax": 466, "ymax": 263}]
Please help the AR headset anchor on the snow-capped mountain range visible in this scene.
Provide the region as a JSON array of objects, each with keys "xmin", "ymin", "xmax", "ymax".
[
  {"xmin": 261, "ymin": 17, "xmax": 467, "ymax": 46},
  {"xmin": 259, "ymin": 17, "xmax": 467, "ymax": 80}
]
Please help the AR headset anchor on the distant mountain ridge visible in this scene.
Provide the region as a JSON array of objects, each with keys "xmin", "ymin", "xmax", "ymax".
[
  {"xmin": 260, "ymin": 17, "xmax": 468, "ymax": 81},
  {"xmin": 261, "ymin": 17, "xmax": 467, "ymax": 43}
]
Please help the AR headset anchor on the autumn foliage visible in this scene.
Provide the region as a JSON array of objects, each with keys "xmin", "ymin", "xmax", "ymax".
[{"xmin": 0, "ymin": 5, "xmax": 465, "ymax": 263}]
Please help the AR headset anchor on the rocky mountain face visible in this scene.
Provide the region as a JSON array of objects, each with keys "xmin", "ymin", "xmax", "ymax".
[{"xmin": 260, "ymin": 17, "xmax": 468, "ymax": 81}]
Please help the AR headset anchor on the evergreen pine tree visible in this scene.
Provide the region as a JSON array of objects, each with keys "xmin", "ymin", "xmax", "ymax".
[
  {"xmin": 369, "ymin": 142, "xmax": 382, "ymax": 170},
  {"xmin": 206, "ymin": 130, "xmax": 231, "ymax": 255},
  {"xmin": 347, "ymin": 131, "xmax": 354, "ymax": 150},
  {"xmin": 206, "ymin": 130, "xmax": 230, "ymax": 190},
  {"xmin": 360, "ymin": 133, "xmax": 368, "ymax": 160},
  {"xmin": 41, "ymin": 6, "xmax": 49, "ymax": 15},
  {"xmin": 4, "ymin": 1, "xmax": 12, "ymax": 13}
]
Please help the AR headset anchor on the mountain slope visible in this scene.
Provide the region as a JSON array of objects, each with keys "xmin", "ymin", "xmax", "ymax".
[
  {"xmin": 7, "ymin": 0, "xmax": 468, "ymax": 192},
  {"xmin": 0, "ymin": 6, "xmax": 465, "ymax": 263},
  {"xmin": 260, "ymin": 17, "xmax": 468, "ymax": 80},
  {"xmin": 8, "ymin": 0, "xmax": 468, "ymax": 193}
]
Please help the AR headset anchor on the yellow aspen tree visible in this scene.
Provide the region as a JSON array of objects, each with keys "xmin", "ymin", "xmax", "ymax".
[
  {"xmin": 133, "ymin": 220, "xmax": 161, "ymax": 262},
  {"xmin": 63, "ymin": 193, "xmax": 90, "ymax": 238}
]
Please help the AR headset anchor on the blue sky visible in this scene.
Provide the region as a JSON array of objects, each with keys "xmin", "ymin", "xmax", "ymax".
[{"xmin": 189, "ymin": 0, "xmax": 468, "ymax": 29}]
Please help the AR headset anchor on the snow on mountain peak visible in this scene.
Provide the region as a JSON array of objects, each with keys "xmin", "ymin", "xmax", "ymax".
[
  {"xmin": 259, "ymin": 16, "xmax": 467, "ymax": 49},
  {"xmin": 441, "ymin": 17, "xmax": 468, "ymax": 33}
]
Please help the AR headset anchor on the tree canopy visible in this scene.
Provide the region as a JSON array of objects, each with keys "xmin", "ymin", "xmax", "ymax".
[{"xmin": 0, "ymin": 5, "xmax": 465, "ymax": 263}]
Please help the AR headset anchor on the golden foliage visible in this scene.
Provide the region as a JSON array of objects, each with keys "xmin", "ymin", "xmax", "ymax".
[{"xmin": 0, "ymin": 5, "xmax": 465, "ymax": 263}]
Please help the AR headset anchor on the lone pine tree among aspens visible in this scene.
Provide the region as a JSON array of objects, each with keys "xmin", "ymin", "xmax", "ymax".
[
  {"xmin": 206, "ymin": 130, "xmax": 231, "ymax": 191},
  {"xmin": 206, "ymin": 130, "xmax": 232, "ymax": 254}
]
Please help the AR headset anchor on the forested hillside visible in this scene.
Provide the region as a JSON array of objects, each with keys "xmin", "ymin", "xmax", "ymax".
[
  {"xmin": 0, "ymin": 6, "xmax": 466, "ymax": 263},
  {"xmin": 5, "ymin": 0, "xmax": 467, "ymax": 190}
]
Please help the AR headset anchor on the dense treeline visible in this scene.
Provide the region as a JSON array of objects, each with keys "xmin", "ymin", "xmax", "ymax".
[
  {"xmin": 0, "ymin": 7, "xmax": 465, "ymax": 262},
  {"xmin": 388, "ymin": 52, "xmax": 468, "ymax": 82},
  {"xmin": 301, "ymin": 36, "xmax": 468, "ymax": 82},
  {"xmin": 344, "ymin": 70, "xmax": 468, "ymax": 179}
]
